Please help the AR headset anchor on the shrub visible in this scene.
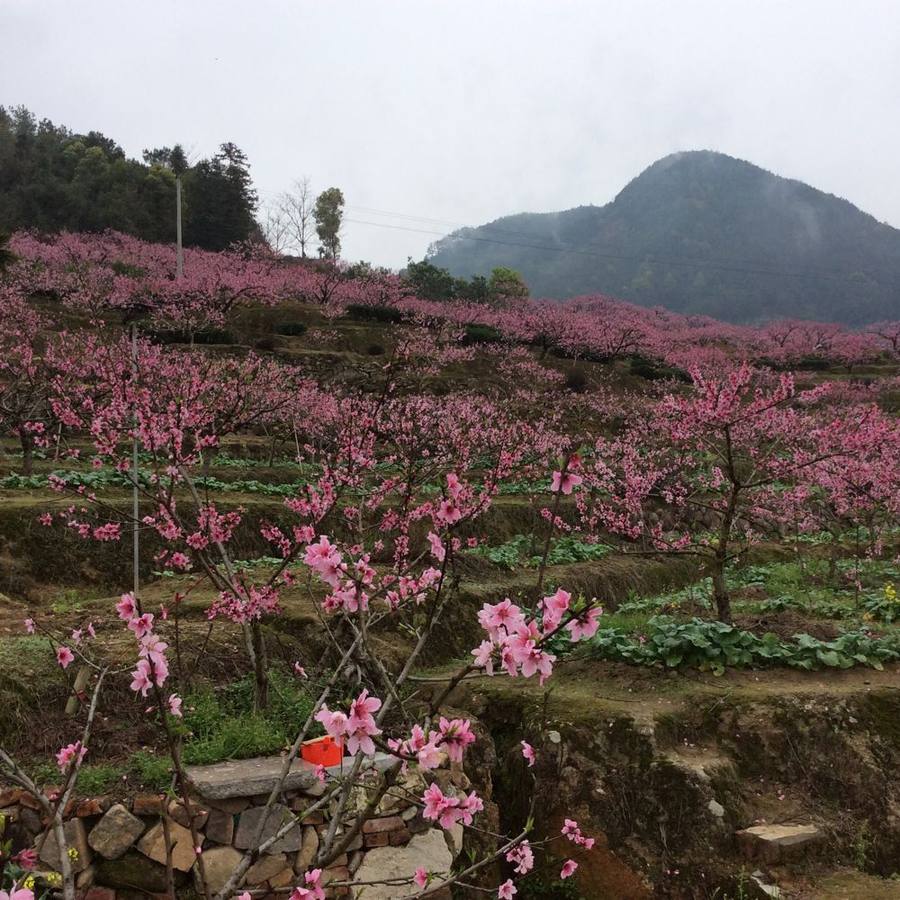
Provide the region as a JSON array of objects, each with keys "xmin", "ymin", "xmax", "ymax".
[
  {"xmin": 461, "ymin": 323, "xmax": 503, "ymax": 346},
  {"xmin": 629, "ymin": 355, "xmax": 690, "ymax": 382},
  {"xmin": 144, "ymin": 328, "xmax": 187, "ymax": 345},
  {"xmin": 145, "ymin": 328, "xmax": 236, "ymax": 345},
  {"xmin": 254, "ymin": 336, "xmax": 277, "ymax": 351},
  {"xmin": 110, "ymin": 260, "xmax": 147, "ymax": 278},
  {"xmin": 193, "ymin": 328, "xmax": 235, "ymax": 345},
  {"xmin": 346, "ymin": 304, "xmax": 404, "ymax": 323},
  {"xmin": 366, "ymin": 342, "xmax": 385, "ymax": 355},
  {"xmin": 565, "ymin": 367, "xmax": 587, "ymax": 392},
  {"xmin": 794, "ymin": 356, "xmax": 831, "ymax": 371},
  {"xmin": 275, "ymin": 321, "xmax": 307, "ymax": 336}
]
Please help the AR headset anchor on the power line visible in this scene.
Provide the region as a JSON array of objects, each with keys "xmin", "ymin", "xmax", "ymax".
[
  {"xmin": 258, "ymin": 190, "xmax": 899, "ymax": 287},
  {"xmin": 345, "ymin": 203, "xmax": 900, "ymax": 285},
  {"xmin": 344, "ymin": 216, "xmax": 900, "ymax": 286}
]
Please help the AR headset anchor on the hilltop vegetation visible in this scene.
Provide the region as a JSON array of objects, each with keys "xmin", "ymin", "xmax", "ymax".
[
  {"xmin": 428, "ymin": 150, "xmax": 900, "ymax": 324},
  {"xmin": 0, "ymin": 105, "xmax": 258, "ymax": 250}
]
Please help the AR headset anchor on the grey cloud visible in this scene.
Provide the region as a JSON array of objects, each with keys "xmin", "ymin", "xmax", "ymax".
[{"xmin": 2, "ymin": 0, "xmax": 899, "ymax": 267}]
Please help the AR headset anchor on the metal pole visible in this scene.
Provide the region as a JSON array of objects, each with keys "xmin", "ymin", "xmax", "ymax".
[
  {"xmin": 131, "ymin": 323, "xmax": 140, "ymax": 600},
  {"xmin": 176, "ymin": 175, "xmax": 184, "ymax": 279}
]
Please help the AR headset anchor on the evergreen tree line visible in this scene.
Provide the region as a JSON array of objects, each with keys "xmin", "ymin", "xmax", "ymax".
[{"xmin": 0, "ymin": 106, "xmax": 258, "ymax": 251}]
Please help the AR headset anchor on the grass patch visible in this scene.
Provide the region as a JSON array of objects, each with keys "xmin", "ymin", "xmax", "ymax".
[
  {"xmin": 129, "ymin": 750, "xmax": 174, "ymax": 791},
  {"xmin": 0, "ymin": 636, "xmax": 66, "ymax": 735},
  {"xmin": 615, "ymin": 557, "xmax": 900, "ymax": 626},
  {"xmin": 17, "ymin": 668, "xmax": 319, "ymax": 794},
  {"xmin": 50, "ymin": 588, "xmax": 92, "ymax": 614},
  {"xmin": 177, "ymin": 669, "xmax": 318, "ymax": 766}
]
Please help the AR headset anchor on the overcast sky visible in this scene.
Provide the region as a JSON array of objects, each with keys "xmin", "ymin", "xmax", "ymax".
[{"xmin": 4, "ymin": 0, "xmax": 900, "ymax": 268}]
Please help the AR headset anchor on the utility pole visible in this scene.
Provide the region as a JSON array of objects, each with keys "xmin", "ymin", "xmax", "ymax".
[
  {"xmin": 131, "ymin": 322, "xmax": 140, "ymax": 601},
  {"xmin": 176, "ymin": 174, "xmax": 184, "ymax": 279},
  {"xmin": 171, "ymin": 144, "xmax": 188, "ymax": 279}
]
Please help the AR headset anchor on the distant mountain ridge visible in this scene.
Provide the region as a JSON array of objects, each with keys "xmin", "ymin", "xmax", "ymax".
[{"xmin": 427, "ymin": 151, "xmax": 900, "ymax": 324}]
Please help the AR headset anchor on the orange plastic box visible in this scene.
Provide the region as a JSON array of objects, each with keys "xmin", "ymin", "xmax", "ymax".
[{"xmin": 301, "ymin": 734, "xmax": 343, "ymax": 767}]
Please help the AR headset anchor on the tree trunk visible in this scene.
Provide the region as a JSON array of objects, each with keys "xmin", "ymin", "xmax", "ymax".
[
  {"xmin": 20, "ymin": 431, "xmax": 33, "ymax": 476},
  {"xmin": 711, "ymin": 554, "xmax": 732, "ymax": 623},
  {"xmin": 828, "ymin": 549, "xmax": 838, "ymax": 583},
  {"xmin": 712, "ymin": 434, "xmax": 740, "ymax": 624},
  {"xmin": 250, "ymin": 621, "xmax": 269, "ymax": 711}
]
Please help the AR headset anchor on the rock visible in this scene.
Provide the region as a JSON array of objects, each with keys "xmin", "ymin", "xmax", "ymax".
[
  {"xmin": 205, "ymin": 796, "xmax": 249, "ymax": 815},
  {"xmin": 246, "ymin": 852, "xmax": 288, "ymax": 885},
  {"xmin": 373, "ymin": 770, "xmax": 426, "ymax": 816},
  {"xmin": 235, "ymin": 803, "xmax": 302, "ymax": 854},
  {"xmin": 168, "ymin": 799, "xmax": 209, "ymax": 829},
  {"xmin": 75, "ymin": 799, "xmax": 108, "ymax": 818},
  {"xmin": 205, "ymin": 808, "xmax": 235, "ymax": 845},
  {"xmin": 444, "ymin": 821, "xmax": 464, "ymax": 857},
  {"xmin": 362, "ymin": 815, "xmax": 404, "ymax": 834},
  {"xmin": 707, "ymin": 799, "xmax": 726, "ymax": 819},
  {"xmin": 96, "ymin": 850, "xmax": 170, "ymax": 892},
  {"xmin": 292, "ymin": 806, "xmax": 325, "ymax": 825},
  {"xmin": 186, "ymin": 753, "xmax": 394, "ymax": 801},
  {"xmin": 82, "ymin": 887, "xmax": 116, "ymax": 900},
  {"xmin": 351, "ymin": 829, "xmax": 452, "ymax": 899},
  {"xmin": 298, "ymin": 778, "xmax": 327, "ymax": 799},
  {"xmin": 18, "ymin": 792, "xmax": 42, "ymax": 811},
  {"xmin": 345, "ymin": 831, "xmax": 363, "ymax": 851},
  {"xmin": 0, "ymin": 788, "xmax": 23, "ymax": 807},
  {"xmin": 364, "ymin": 831, "xmax": 389, "ymax": 848},
  {"xmin": 137, "ymin": 821, "xmax": 196, "ymax": 871},
  {"xmin": 76, "ymin": 863, "xmax": 97, "ymax": 889},
  {"xmin": 750, "ymin": 870, "xmax": 782, "ymax": 898},
  {"xmin": 116, "ymin": 891, "xmax": 172, "ymax": 900},
  {"xmin": 736, "ymin": 824, "xmax": 824, "ymax": 863},
  {"xmin": 322, "ymin": 864, "xmax": 350, "ymax": 894},
  {"xmin": 295, "ymin": 826, "xmax": 319, "ymax": 871},
  {"xmin": 132, "ymin": 794, "xmax": 164, "ymax": 816},
  {"xmin": 448, "ymin": 762, "xmax": 471, "ymax": 791},
  {"xmin": 406, "ymin": 811, "xmax": 429, "ymax": 836},
  {"xmin": 194, "ymin": 845, "xmax": 242, "ymax": 895},
  {"xmin": 268, "ymin": 865, "xmax": 296, "ymax": 889},
  {"xmin": 389, "ymin": 827, "xmax": 412, "ymax": 846},
  {"xmin": 39, "ymin": 818, "xmax": 92, "ymax": 873},
  {"xmin": 19, "ymin": 807, "xmax": 41, "ymax": 837},
  {"xmin": 89, "ymin": 804, "xmax": 146, "ymax": 860}
]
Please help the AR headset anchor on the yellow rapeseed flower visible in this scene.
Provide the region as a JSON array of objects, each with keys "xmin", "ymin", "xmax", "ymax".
[
  {"xmin": 23, "ymin": 876, "xmax": 36, "ymax": 891},
  {"xmin": 67, "ymin": 847, "xmax": 79, "ymax": 860}
]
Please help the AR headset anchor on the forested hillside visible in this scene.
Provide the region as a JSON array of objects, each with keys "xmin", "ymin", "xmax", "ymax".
[
  {"xmin": 428, "ymin": 151, "xmax": 900, "ymax": 324},
  {"xmin": 0, "ymin": 106, "xmax": 258, "ymax": 250}
]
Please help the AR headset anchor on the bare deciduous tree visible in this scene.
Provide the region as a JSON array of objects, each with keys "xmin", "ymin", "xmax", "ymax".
[
  {"xmin": 278, "ymin": 176, "xmax": 315, "ymax": 258},
  {"xmin": 261, "ymin": 205, "xmax": 292, "ymax": 255}
]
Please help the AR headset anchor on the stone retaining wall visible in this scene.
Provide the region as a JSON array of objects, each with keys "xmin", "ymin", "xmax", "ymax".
[{"xmin": 1, "ymin": 753, "xmax": 465, "ymax": 899}]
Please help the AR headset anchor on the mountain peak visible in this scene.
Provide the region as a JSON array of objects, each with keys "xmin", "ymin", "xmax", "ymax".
[{"xmin": 427, "ymin": 153, "xmax": 898, "ymax": 324}]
